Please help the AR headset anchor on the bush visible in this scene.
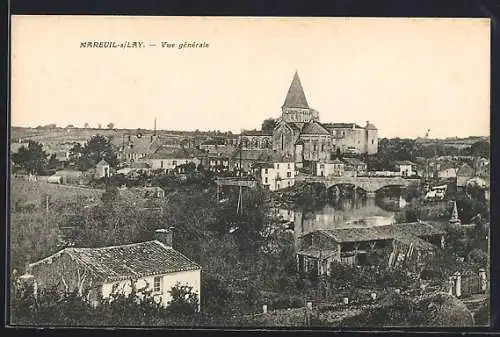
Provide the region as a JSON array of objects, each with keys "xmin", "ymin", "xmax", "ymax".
[
  {"xmin": 167, "ymin": 283, "xmax": 199, "ymax": 316},
  {"xmin": 271, "ymin": 295, "xmax": 305, "ymax": 310}
]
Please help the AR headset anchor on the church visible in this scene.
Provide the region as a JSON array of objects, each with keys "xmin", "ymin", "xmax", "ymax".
[{"xmin": 239, "ymin": 71, "xmax": 378, "ymax": 169}]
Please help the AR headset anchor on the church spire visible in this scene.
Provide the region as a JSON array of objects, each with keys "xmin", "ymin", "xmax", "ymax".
[
  {"xmin": 282, "ymin": 71, "xmax": 309, "ymax": 109},
  {"xmin": 449, "ymin": 200, "xmax": 461, "ymax": 225}
]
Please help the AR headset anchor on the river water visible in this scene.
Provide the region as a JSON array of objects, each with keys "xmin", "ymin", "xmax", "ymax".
[{"xmin": 293, "ymin": 197, "xmax": 398, "ymax": 239}]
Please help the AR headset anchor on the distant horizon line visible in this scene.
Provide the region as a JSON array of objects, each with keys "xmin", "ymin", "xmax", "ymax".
[{"xmin": 10, "ymin": 125, "xmax": 489, "ymax": 141}]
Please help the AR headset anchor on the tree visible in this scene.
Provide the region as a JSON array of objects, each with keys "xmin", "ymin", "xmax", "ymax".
[
  {"xmin": 261, "ymin": 118, "xmax": 277, "ymax": 133},
  {"xmin": 70, "ymin": 135, "xmax": 118, "ymax": 170},
  {"xmin": 107, "ymin": 123, "xmax": 115, "ymax": 129},
  {"xmin": 464, "ymin": 141, "xmax": 489, "ymax": 158},
  {"xmin": 46, "ymin": 153, "xmax": 60, "ymax": 170},
  {"xmin": 11, "ymin": 141, "xmax": 49, "ymax": 174},
  {"xmin": 167, "ymin": 283, "xmax": 199, "ymax": 315},
  {"xmin": 97, "ymin": 124, "xmax": 102, "ymax": 129},
  {"xmin": 84, "ymin": 122, "xmax": 90, "ymax": 128},
  {"xmin": 66, "ymin": 124, "xmax": 75, "ymax": 128}
]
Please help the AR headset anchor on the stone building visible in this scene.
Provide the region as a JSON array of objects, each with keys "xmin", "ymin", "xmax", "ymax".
[
  {"xmin": 240, "ymin": 71, "xmax": 379, "ymax": 171},
  {"xmin": 27, "ymin": 231, "xmax": 201, "ymax": 309}
]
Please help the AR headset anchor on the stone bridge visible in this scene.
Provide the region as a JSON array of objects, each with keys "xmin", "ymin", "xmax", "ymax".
[{"xmin": 301, "ymin": 175, "xmax": 420, "ymax": 193}]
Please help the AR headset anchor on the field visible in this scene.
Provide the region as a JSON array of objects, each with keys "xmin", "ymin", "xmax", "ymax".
[
  {"xmin": 10, "ymin": 177, "xmax": 104, "ymax": 207},
  {"xmin": 11, "ymin": 127, "xmax": 216, "ymax": 145}
]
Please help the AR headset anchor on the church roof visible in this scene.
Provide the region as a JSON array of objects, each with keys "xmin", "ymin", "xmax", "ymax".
[
  {"xmin": 282, "ymin": 71, "xmax": 309, "ymax": 109},
  {"xmin": 301, "ymin": 121, "xmax": 330, "ymax": 135},
  {"xmin": 365, "ymin": 121, "xmax": 378, "ymax": 130}
]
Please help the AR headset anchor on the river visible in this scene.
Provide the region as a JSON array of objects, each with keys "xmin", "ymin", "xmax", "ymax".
[{"xmin": 293, "ymin": 197, "xmax": 398, "ymax": 239}]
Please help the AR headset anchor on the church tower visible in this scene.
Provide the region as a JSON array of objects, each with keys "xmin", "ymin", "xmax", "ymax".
[{"xmin": 281, "ymin": 71, "xmax": 318, "ymax": 124}]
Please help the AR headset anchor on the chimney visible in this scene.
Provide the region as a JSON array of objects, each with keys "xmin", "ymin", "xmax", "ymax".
[{"xmin": 155, "ymin": 227, "xmax": 174, "ymax": 248}]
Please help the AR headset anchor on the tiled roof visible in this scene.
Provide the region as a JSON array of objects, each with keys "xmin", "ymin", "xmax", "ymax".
[
  {"xmin": 313, "ymin": 222, "xmax": 444, "ymax": 243},
  {"xmin": 342, "ymin": 158, "xmax": 366, "ymax": 166},
  {"xmin": 393, "ymin": 234, "xmax": 437, "ymax": 251},
  {"xmin": 145, "ymin": 147, "xmax": 197, "ymax": 160},
  {"xmin": 457, "ymin": 163, "xmax": 474, "ymax": 176},
  {"xmin": 365, "ymin": 121, "xmax": 377, "ymax": 130},
  {"xmin": 30, "ymin": 241, "xmax": 200, "ymax": 283},
  {"xmin": 130, "ymin": 162, "xmax": 151, "ymax": 169},
  {"xmin": 257, "ymin": 151, "xmax": 294, "ymax": 163},
  {"xmin": 231, "ymin": 149, "xmax": 269, "ymax": 161},
  {"xmin": 201, "ymin": 138, "xmax": 226, "ymax": 145},
  {"xmin": 300, "ymin": 121, "xmax": 330, "ymax": 135},
  {"xmin": 282, "ymin": 71, "xmax": 309, "ymax": 109},
  {"xmin": 395, "ymin": 160, "xmax": 416, "ymax": 166},
  {"xmin": 324, "ymin": 158, "xmax": 344, "ymax": 164},
  {"xmin": 241, "ymin": 130, "xmax": 273, "ymax": 136}
]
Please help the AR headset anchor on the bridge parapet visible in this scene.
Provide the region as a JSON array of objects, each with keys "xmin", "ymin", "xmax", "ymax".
[{"xmin": 302, "ymin": 175, "xmax": 420, "ymax": 193}]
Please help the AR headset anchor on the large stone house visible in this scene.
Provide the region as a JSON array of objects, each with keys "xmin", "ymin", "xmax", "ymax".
[
  {"xmin": 252, "ymin": 151, "xmax": 296, "ymax": 191},
  {"xmin": 316, "ymin": 158, "xmax": 345, "ymax": 177},
  {"xmin": 27, "ymin": 229, "xmax": 201, "ymax": 309}
]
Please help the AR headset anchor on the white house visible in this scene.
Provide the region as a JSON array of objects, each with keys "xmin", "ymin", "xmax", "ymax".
[
  {"xmin": 253, "ymin": 152, "xmax": 296, "ymax": 191},
  {"xmin": 438, "ymin": 167, "xmax": 458, "ymax": 179},
  {"xmin": 95, "ymin": 159, "xmax": 110, "ymax": 179},
  {"xmin": 139, "ymin": 148, "xmax": 200, "ymax": 173},
  {"xmin": 395, "ymin": 160, "xmax": 418, "ymax": 177},
  {"xmin": 28, "ymin": 231, "xmax": 201, "ymax": 310},
  {"xmin": 316, "ymin": 159, "xmax": 345, "ymax": 177}
]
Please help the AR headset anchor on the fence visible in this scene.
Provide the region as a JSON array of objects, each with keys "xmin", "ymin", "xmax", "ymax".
[{"xmin": 448, "ymin": 269, "xmax": 487, "ymax": 298}]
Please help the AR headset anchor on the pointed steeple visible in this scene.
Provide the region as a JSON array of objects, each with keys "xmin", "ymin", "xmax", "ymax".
[
  {"xmin": 282, "ymin": 71, "xmax": 309, "ymax": 109},
  {"xmin": 449, "ymin": 200, "xmax": 461, "ymax": 225}
]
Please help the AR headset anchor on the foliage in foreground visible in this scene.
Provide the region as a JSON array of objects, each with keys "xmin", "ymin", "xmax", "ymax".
[{"xmin": 11, "ymin": 281, "xmax": 199, "ymax": 326}]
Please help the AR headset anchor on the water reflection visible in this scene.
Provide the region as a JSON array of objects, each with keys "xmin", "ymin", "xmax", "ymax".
[{"xmin": 293, "ymin": 197, "xmax": 397, "ymax": 245}]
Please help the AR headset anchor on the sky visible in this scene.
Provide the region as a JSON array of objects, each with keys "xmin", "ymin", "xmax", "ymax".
[{"xmin": 11, "ymin": 16, "xmax": 490, "ymax": 139}]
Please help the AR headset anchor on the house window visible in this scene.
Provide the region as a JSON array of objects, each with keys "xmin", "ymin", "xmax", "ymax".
[
  {"xmin": 172, "ymin": 160, "xmax": 177, "ymax": 166},
  {"xmin": 321, "ymin": 144, "xmax": 324, "ymax": 151},
  {"xmin": 264, "ymin": 168, "xmax": 268, "ymax": 174},
  {"xmin": 160, "ymin": 161, "xmax": 164, "ymax": 168},
  {"xmin": 288, "ymin": 181, "xmax": 291, "ymax": 186},
  {"xmin": 265, "ymin": 177, "xmax": 268, "ymax": 184},
  {"xmin": 277, "ymin": 164, "xmax": 280, "ymax": 169},
  {"xmin": 371, "ymin": 139, "xmax": 374, "ymax": 144},
  {"xmin": 287, "ymin": 163, "xmax": 290, "ymax": 169},
  {"xmin": 281, "ymin": 134, "xmax": 284, "ymax": 151},
  {"xmin": 153, "ymin": 276, "xmax": 162, "ymax": 292},
  {"xmin": 320, "ymin": 164, "xmax": 324, "ymax": 169},
  {"xmin": 287, "ymin": 172, "xmax": 291, "ymax": 178},
  {"xmin": 313, "ymin": 144, "xmax": 317, "ymax": 151}
]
